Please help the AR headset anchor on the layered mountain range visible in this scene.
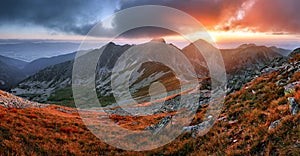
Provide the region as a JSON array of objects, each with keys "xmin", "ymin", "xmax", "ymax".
[
  {"xmin": 0, "ymin": 39, "xmax": 291, "ymax": 106},
  {"xmin": 0, "ymin": 47, "xmax": 299, "ymax": 155}
]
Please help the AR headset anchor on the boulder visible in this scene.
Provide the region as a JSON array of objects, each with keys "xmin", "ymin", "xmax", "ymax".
[
  {"xmin": 268, "ymin": 119, "xmax": 281, "ymax": 130},
  {"xmin": 288, "ymin": 97, "xmax": 299, "ymax": 115}
]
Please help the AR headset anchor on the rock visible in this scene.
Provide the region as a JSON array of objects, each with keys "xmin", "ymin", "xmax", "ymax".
[
  {"xmin": 0, "ymin": 90, "xmax": 47, "ymax": 108},
  {"xmin": 229, "ymin": 120, "xmax": 238, "ymax": 124},
  {"xmin": 56, "ymin": 107, "xmax": 77, "ymax": 114},
  {"xmin": 217, "ymin": 116, "xmax": 226, "ymax": 121},
  {"xmin": 288, "ymin": 97, "xmax": 299, "ymax": 115},
  {"xmin": 268, "ymin": 119, "xmax": 281, "ymax": 130},
  {"xmin": 145, "ymin": 116, "xmax": 172, "ymax": 135},
  {"xmin": 182, "ymin": 118, "xmax": 213, "ymax": 138}
]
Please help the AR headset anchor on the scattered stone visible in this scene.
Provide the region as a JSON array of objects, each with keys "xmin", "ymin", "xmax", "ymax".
[
  {"xmin": 217, "ymin": 116, "xmax": 226, "ymax": 121},
  {"xmin": 229, "ymin": 120, "xmax": 239, "ymax": 124},
  {"xmin": 284, "ymin": 82, "xmax": 300, "ymax": 95},
  {"xmin": 0, "ymin": 90, "xmax": 47, "ymax": 108},
  {"xmin": 145, "ymin": 116, "xmax": 172, "ymax": 135},
  {"xmin": 56, "ymin": 107, "xmax": 77, "ymax": 114},
  {"xmin": 288, "ymin": 97, "xmax": 299, "ymax": 115},
  {"xmin": 182, "ymin": 118, "xmax": 213, "ymax": 138},
  {"xmin": 268, "ymin": 119, "xmax": 281, "ymax": 130}
]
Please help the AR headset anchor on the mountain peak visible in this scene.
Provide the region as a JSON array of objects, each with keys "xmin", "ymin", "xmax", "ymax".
[
  {"xmin": 151, "ymin": 38, "xmax": 166, "ymax": 43},
  {"xmin": 237, "ymin": 43, "xmax": 257, "ymax": 49},
  {"xmin": 183, "ymin": 39, "xmax": 217, "ymax": 51},
  {"xmin": 289, "ymin": 47, "xmax": 300, "ymax": 57},
  {"xmin": 107, "ymin": 42, "xmax": 117, "ymax": 46}
]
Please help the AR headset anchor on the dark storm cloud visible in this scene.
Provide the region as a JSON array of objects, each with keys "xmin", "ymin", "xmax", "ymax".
[
  {"xmin": 0, "ymin": 0, "xmax": 108, "ymax": 35},
  {"xmin": 118, "ymin": 0, "xmax": 244, "ymax": 29},
  {"xmin": 1, "ymin": 0, "xmax": 299, "ymax": 38}
]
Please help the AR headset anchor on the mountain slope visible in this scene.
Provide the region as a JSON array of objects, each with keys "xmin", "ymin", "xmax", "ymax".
[
  {"xmin": 22, "ymin": 52, "xmax": 76, "ymax": 76},
  {"xmin": 0, "ymin": 49, "xmax": 299, "ymax": 155},
  {"xmin": 0, "ymin": 55, "xmax": 28, "ymax": 69},
  {"xmin": 270, "ymin": 46, "xmax": 291, "ymax": 56},
  {"xmin": 12, "ymin": 41, "xmax": 287, "ymax": 105},
  {"xmin": 0, "ymin": 60, "xmax": 25, "ymax": 90},
  {"xmin": 182, "ymin": 41, "xmax": 283, "ymax": 76},
  {"xmin": 221, "ymin": 44, "xmax": 282, "ymax": 74},
  {"xmin": 12, "ymin": 43, "xmax": 132, "ymax": 103}
]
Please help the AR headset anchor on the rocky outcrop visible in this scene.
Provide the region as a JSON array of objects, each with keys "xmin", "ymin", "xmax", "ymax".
[
  {"xmin": 182, "ymin": 116, "xmax": 214, "ymax": 138},
  {"xmin": 0, "ymin": 90, "xmax": 46, "ymax": 108},
  {"xmin": 288, "ymin": 97, "xmax": 299, "ymax": 115},
  {"xmin": 268, "ymin": 119, "xmax": 281, "ymax": 130}
]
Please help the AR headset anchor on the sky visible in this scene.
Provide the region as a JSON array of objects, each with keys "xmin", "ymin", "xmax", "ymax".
[{"xmin": 0, "ymin": 0, "xmax": 299, "ymax": 49}]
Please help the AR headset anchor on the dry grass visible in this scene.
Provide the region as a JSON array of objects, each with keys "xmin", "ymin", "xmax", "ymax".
[{"xmin": 1, "ymin": 64, "xmax": 300, "ymax": 155}]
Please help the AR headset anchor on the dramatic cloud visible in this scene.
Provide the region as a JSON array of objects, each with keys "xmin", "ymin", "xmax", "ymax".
[
  {"xmin": 239, "ymin": 0, "xmax": 300, "ymax": 33},
  {"xmin": 118, "ymin": 0, "xmax": 300, "ymax": 34},
  {"xmin": 0, "ymin": 0, "xmax": 299, "ymax": 38},
  {"xmin": 0, "ymin": 0, "xmax": 116, "ymax": 35},
  {"xmin": 118, "ymin": 0, "xmax": 244, "ymax": 30}
]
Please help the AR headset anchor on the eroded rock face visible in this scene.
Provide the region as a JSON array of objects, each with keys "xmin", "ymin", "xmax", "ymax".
[{"xmin": 288, "ymin": 97, "xmax": 299, "ymax": 115}]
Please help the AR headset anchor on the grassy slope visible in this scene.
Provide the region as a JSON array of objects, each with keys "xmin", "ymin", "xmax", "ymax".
[{"xmin": 1, "ymin": 59, "xmax": 300, "ymax": 155}]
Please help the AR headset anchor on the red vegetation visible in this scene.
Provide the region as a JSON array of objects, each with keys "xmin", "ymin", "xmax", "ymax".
[
  {"xmin": 60, "ymin": 127, "xmax": 78, "ymax": 133},
  {"xmin": 9, "ymin": 108, "xmax": 18, "ymax": 113},
  {"xmin": 28, "ymin": 114, "xmax": 38, "ymax": 119},
  {"xmin": 0, "ymin": 70, "xmax": 299, "ymax": 155}
]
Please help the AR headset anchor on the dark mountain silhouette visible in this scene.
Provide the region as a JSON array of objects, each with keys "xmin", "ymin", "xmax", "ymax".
[
  {"xmin": 0, "ymin": 60, "xmax": 25, "ymax": 90},
  {"xmin": 0, "ymin": 55, "xmax": 28, "ymax": 69},
  {"xmin": 22, "ymin": 52, "xmax": 76, "ymax": 76}
]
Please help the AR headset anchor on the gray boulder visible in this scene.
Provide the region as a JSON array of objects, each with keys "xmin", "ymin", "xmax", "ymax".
[
  {"xmin": 288, "ymin": 97, "xmax": 299, "ymax": 115},
  {"xmin": 268, "ymin": 119, "xmax": 281, "ymax": 130}
]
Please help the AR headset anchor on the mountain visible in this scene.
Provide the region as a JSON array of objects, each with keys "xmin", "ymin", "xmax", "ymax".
[
  {"xmin": 221, "ymin": 44, "xmax": 282, "ymax": 74},
  {"xmin": 0, "ymin": 48, "xmax": 299, "ymax": 155},
  {"xmin": 11, "ymin": 41, "xmax": 289, "ymax": 104},
  {"xmin": 12, "ymin": 41, "xmax": 182, "ymax": 105},
  {"xmin": 182, "ymin": 41, "xmax": 284, "ymax": 76},
  {"xmin": 0, "ymin": 55, "xmax": 28, "ymax": 69},
  {"xmin": 270, "ymin": 46, "xmax": 291, "ymax": 56},
  {"xmin": 182, "ymin": 41, "xmax": 284, "ymax": 92},
  {"xmin": 181, "ymin": 39, "xmax": 213, "ymax": 77},
  {"xmin": 0, "ymin": 60, "xmax": 25, "ymax": 90},
  {"xmin": 12, "ymin": 60, "xmax": 74, "ymax": 102},
  {"xmin": 12, "ymin": 43, "xmax": 132, "ymax": 103},
  {"xmin": 22, "ymin": 52, "xmax": 76, "ymax": 76}
]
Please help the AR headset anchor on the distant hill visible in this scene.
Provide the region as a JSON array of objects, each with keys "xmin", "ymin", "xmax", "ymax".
[
  {"xmin": 182, "ymin": 42, "xmax": 284, "ymax": 76},
  {"xmin": 221, "ymin": 44, "xmax": 282, "ymax": 74},
  {"xmin": 0, "ymin": 60, "xmax": 25, "ymax": 90},
  {"xmin": 0, "ymin": 55, "xmax": 28, "ymax": 69},
  {"xmin": 12, "ymin": 43, "xmax": 132, "ymax": 103},
  {"xmin": 22, "ymin": 52, "xmax": 76, "ymax": 76},
  {"xmin": 269, "ymin": 46, "xmax": 291, "ymax": 56}
]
